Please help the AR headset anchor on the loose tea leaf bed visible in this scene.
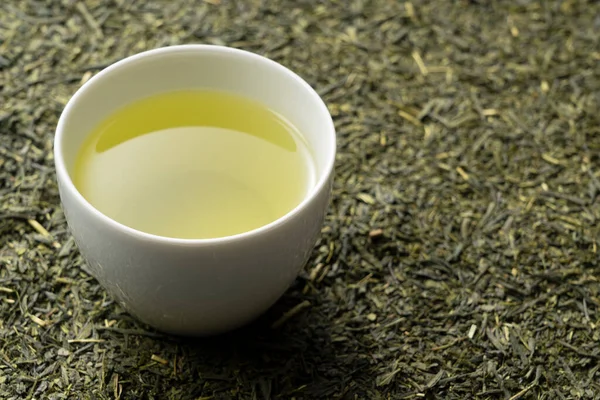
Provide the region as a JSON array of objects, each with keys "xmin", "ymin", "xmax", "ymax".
[{"xmin": 1, "ymin": 1, "xmax": 599, "ymax": 399}]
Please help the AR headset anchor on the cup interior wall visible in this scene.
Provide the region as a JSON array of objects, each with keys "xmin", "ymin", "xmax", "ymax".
[{"xmin": 57, "ymin": 46, "xmax": 335, "ymax": 201}]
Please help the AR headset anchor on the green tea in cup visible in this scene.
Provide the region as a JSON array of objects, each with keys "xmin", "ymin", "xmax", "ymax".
[{"xmin": 54, "ymin": 45, "xmax": 336, "ymax": 335}]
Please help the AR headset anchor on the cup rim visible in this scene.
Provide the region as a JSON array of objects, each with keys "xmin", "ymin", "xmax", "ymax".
[{"xmin": 54, "ymin": 44, "xmax": 336, "ymax": 246}]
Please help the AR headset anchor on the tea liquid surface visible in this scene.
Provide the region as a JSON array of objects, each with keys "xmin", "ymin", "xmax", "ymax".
[{"xmin": 73, "ymin": 89, "xmax": 314, "ymax": 239}]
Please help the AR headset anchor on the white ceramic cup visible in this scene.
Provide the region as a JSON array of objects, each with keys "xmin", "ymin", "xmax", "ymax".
[{"xmin": 54, "ymin": 45, "xmax": 336, "ymax": 336}]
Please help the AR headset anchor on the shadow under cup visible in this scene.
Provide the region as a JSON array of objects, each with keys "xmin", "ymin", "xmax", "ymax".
[{"xmin": 54, "ymin": 45, "xmax": 336, "ymax": 336}]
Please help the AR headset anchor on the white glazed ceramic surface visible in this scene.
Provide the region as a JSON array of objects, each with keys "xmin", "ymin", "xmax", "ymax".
[{"xmin": 54, "ymin": 45, "xmax": 336, "ymax": 336}]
